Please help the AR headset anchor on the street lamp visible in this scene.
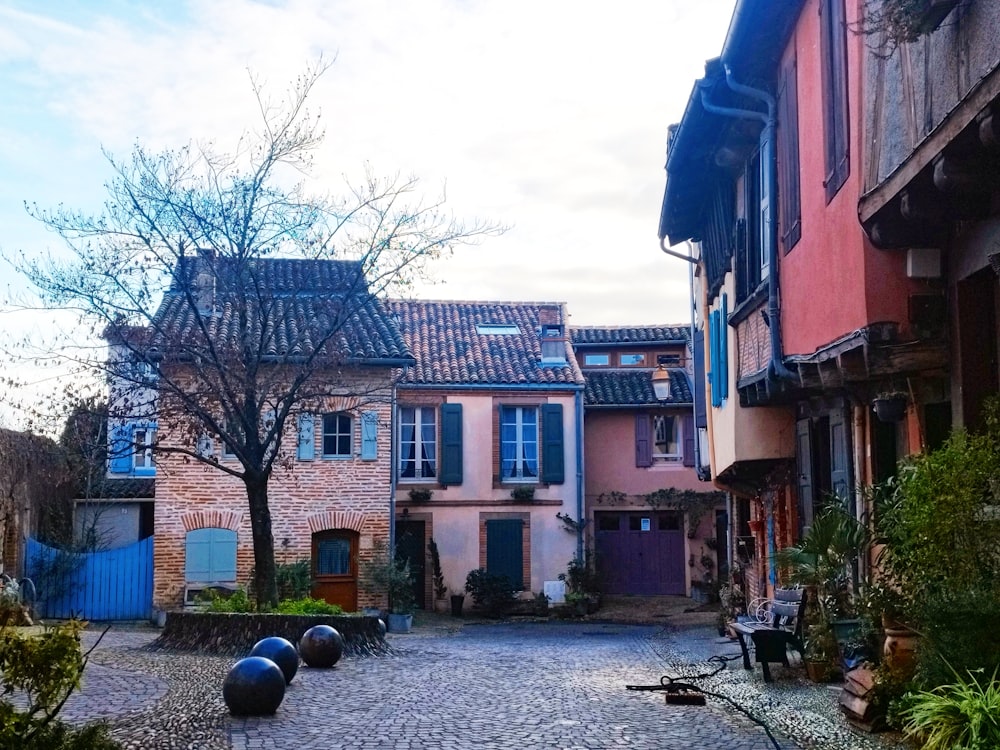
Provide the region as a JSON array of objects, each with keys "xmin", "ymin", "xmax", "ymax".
[{"xmin": 651, "ymin": 364, "xmax": 671, "ymax": 401}]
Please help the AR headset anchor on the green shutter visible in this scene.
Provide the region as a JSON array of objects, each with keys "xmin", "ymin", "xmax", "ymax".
[
  {"xmin": 540, "ymin": 403, "xmax": 564, "ymax": 484},
  {"xmin": 439, "ymin": 403, "xmax": 463, "ymax": 485},
  {"xmin": 485, "ymin": 519, "xmax": 523, "ymax": 590}
]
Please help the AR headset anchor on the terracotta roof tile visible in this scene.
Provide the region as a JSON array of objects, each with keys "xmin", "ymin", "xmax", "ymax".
[
  {"xmin": 570, "ymin": 325, "xmax": 689, "ymax": 345},
  {"xmin": 388, "ymin": 300, "xmax": 585, "ymax": 387},
  {"xmin": 151, "ymin": 258, "xmax": 412, "ymax": 365},
  {"xmin": 583, "ymin": 369, "xmax": 692, "ymax": 406}
]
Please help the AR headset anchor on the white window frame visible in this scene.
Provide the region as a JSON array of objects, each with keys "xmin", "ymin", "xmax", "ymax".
[
  {"xmin": 132, "ymin": 427, "xmax": 155, "ymax": 470},
  {"xmin": 500, "ymin": 405, "xmax": 539, "ymax": 482},
  {"xmin": 653, "ymin": 414, "xmax": 682, "ymax": 462},
  {"xmin": 398, "ymin": 406, "xmax": 437, "ymax": 481},
  {"xmin": 620, "ymin": 353, "xmax": 646, "ymax": 366},
  {"xmin": 322, "ymin": 412, "xmax": 353, "ymax": 458},
  {"xmin": 584, "ymin": 353, "xmax": 610, "ymax": 366}
]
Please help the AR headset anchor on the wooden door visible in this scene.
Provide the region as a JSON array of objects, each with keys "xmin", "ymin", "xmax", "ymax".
[
  {"xmin": 311, "ymin": 530, "xmax": 358, "ymax": 611},
  {"xmin": 395, "ymin": 520, "xmax": 427, "ymax": 610}
]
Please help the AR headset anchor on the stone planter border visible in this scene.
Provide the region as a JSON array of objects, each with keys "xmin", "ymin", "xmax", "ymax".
[{"xmin": 150, "ymin": 611, "xmax": 390, "ymax": 657}]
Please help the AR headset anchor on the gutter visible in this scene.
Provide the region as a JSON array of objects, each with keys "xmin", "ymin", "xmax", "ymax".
[
  {"xmin": 575, "ymin": 390, "xmax": 585, "ymax": 562},
  {"xmin": 699, "ymin": 65, "xmax": 796, "ymax": 383}
]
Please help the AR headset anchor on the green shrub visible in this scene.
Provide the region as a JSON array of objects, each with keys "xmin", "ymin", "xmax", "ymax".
[
  {"xmin": 464, "ymin": 569, "xmax": 516, "ymax": 617},
  {"xmin": 200, "ymin": 587, "xmax": 254, "ymax": 613},
  {"xmin": 0, "ymin": 620, "xmax": 121, "ymax": 749},
  {"xmin": 900, "ymin": 668, "xmax": 1000, "ymax": 750},
  {"xmin": 274, "ymin": 560, "xmax": 312, "ymax": 601},
  {"xmin": 275, "ymin": 597, "xmax": 343, "ymax": 615}
]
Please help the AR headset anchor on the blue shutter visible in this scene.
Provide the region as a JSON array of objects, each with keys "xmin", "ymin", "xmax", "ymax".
[
  {"xmin": 297, "ymin": 413, "xmax": 315, "ymax": 460},
  {"xmin": 185, "ymin": 528, "xmax": 237, "ymax": 582},
  {"xmin": 486, "ymin": 519, "xmax": 523, "ymax": 590},
  {"xmin": 109, "ymin": 425, "xmax": 132, "ymax": 474},
  {"xmin": 540, "ymin": 403, "xmax": 564, "ymax": 484},
  {"xmin": 720, "ymin": 294, "xmax": 729, "ymax": 401},
  {"xmin": 439, "ymin": 403, "xmax": 463, "ymax": 485},
  {"xmin": 361, "ymin": 411, "xmax": 378, "ymax": 460},
  {"xmin": 709, "ymin": 311, "xmax": 721, "ymax": 407},
  {"xmin": 635, "ymin": 414, "xmax": 652, "ymax": 468}
]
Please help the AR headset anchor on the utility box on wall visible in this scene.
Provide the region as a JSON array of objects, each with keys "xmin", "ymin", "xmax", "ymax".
[{"xmin": 906, "ymin": 247, "xmax": 941, "ymax": 278}]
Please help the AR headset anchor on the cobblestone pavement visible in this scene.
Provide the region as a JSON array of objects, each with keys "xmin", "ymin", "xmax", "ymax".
[{"xmin": 69, "ymin": 622, "xmax": 794, "ymax": 750}]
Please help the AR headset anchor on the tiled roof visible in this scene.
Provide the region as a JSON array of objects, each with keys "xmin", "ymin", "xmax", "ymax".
[
  {"xmin": 80, "ymin": 477, "xmax": 155, "ymax": 500},
  {"xmin": 388, "ymin": 300, "xmax": 585, "ymax": 387},
  {"xmin": 151, "ymin": 258, "xmax": 413, "ymax": 365},
  {"xmin": 570, "ymin": 325, "xmax": 690, "ymax": 345},
  {"xmin": 583, "ymin": 369, "xmax": 692, "ymax": 406}
]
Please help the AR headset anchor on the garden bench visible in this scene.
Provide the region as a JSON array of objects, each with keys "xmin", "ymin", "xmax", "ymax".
[{"xmin": 731, "ymin": 588, "xmax": 807, "ymax": 682}]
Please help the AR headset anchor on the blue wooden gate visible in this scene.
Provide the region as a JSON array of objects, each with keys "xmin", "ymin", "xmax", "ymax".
[{"xmin": 25, "ymin": 537, "xmax": 154, "ymax": 620}]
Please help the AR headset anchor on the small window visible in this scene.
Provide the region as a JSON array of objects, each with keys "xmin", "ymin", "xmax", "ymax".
[
  {"xmin": 322, "ymin": 413, "xmax": 353, "ymax": 458},
  {"xmin": 399, "ymin": 406, "xmax": 437, "ymax": 480},
  {"xmin": 658, "ymin": 512, "xmax": 681, "ymax": 531},
  {"xmin": 584, "ymin": 353, "xmax": 610, "ymax": 367},
  {"xmin": 620, "ymin": 353, "xmax": 646, "ymax": 366},
  {"xmin": 597, "ymin": 514, "xmax": 620, "ymax": 531},
  {"xmin": 500, "ymin": 405, "xmax": 538, "ymax": 481},
  {"xmin": 133, "ymin": 428, "xmax": 155, "ymax": 470},
  {"xmin": 653, "ymin": 415, "xmax": 682, "ymax": 461},
  {"xmin": 221, "ymin": 421, "xmax": 243, "ymax": 459},
  {"xmin": 476, "ymin": 324, "xmax": 520, "ymax": 335},
  {"xmin": 657, "ymin": 353, "xmax": 682, "ymax": 367},
  {"xmin": 629, "ymin": 516, "xmax": 652, "ymax": 531},
  {"xmin": 315, "ymin": 536, "xmax": 352, "ymax": 575}
]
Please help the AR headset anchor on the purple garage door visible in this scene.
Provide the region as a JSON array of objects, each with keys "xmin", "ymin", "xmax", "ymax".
[{"xmin": 595, "ymin": 511, "xmax": 686, "ymax": 595}]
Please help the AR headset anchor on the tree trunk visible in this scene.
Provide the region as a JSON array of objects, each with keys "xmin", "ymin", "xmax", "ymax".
[{"xmin": 245, "ymin": 475, "xmax": 278, "ymax": 609}]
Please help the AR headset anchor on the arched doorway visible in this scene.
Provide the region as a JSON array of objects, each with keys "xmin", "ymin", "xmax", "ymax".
[{"xmin": 311, "ymin": 529, "xmax": 359, "ymax": 611}]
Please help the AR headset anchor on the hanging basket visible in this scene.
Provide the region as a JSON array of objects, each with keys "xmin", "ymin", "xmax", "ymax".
[{"xmin": 872, "ymin": 395, "xmax": 907, "ymax": 423}]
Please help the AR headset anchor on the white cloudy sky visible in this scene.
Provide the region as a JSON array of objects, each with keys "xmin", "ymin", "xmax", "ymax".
[{"xmin": 0, "ymin": 0, "xmax": 735, "ymax": 425}]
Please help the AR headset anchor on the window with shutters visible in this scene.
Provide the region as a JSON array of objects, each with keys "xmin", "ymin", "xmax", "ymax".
[
  {"xmin": 708, "ymin": 294, "xmax": 729, "ymax": 407},
  {"xmin": 500, "ymin": 406, "xmax": 538, "ymax": 481},
  {"xmin": 821, "ymin": 0, "xmax": 850, "ymax": 202},
  {"xmin": 653, "ymin": 415, "xmax": 681, "ymax": 461},
  {"xmin": 322, "ymin": 412, "xmax": 353, "ymax": 458},
  {"xmin": 108, "ymin": 422, "xmax": 156, "ymax": 476},
  {"xmin": 778, "ymin": 53, "xmax": 802, "ymax": 252},
  {"xmin": 399, "ymin": 406, "xmax": 437, "ymax": 481},
  {"xmin": 132, "ymin": 427, "xmax": 155, "ymax": 472}
]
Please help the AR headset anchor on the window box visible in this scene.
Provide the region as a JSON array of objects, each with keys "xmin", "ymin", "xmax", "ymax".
[
  {"xmin": 509, "ymin": 486, "xmax": 535, "ymax": 503},
  {"xmin": 408, "ymin": 488, "xmax": 433, "ymax": 504}
]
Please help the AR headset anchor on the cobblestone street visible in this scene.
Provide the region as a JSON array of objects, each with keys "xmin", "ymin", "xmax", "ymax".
[{"xmin": 63, "ymin": 616, "xmax": 908, "ymax": 750}]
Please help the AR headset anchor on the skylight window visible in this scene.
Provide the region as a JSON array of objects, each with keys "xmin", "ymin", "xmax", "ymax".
[{"xmin": 476, "ymin": 324, "xmax": 520, "ymax": 335}]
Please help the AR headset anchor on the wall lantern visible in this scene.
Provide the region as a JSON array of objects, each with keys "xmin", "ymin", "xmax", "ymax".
[{"xmin": 651, "ymin": 365, "xmax": 672, "ymax": 401}]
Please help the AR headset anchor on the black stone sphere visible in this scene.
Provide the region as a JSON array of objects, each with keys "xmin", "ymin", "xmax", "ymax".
[
  {"xmin": 250, "ymin": 636, "xmax": 299, "ymax": 684},
  {"xmin": 298, "ymin": 624, "xmax": 344, "ymax": 668},
  {"xmin": 222, "ymin": 656, "xmax": 286, "ymax": 716}
]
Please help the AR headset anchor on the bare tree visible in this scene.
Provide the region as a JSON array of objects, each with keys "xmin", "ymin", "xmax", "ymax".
[{"xmin": 16, "ymin": 61, "xmax": 502, "ymax": 607}]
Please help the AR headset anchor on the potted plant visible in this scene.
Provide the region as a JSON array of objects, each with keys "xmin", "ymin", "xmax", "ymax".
[
  {"xmin": 872, "ymin": 391, "xmax": 908, "ymax": 423},
  {"xmin": 510, "ymin": 485, "xmax": 535, "ymax": 502},
  {"xmin": 804, "ymin": 612, "xmax": 840, "ymax": 682},
  {"xmin": 856, "ymin": 0, "xmax": 960, "ymax": 58},
  {"xmin": 427, "ymin": 537, "xmax": 448, "ymax": 612},
  {"xmin": 464, "ymin": 568, "xmax": 515, "ymax": 617},
  {"xmin": 361, "ymin": 542, "xmax": 416, "ymax": 633},
  {"xmin": 408, "ymin": 487, "xmax": 432, "ymax": 504}
]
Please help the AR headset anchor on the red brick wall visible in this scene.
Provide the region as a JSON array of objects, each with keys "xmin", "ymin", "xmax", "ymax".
[
  {"xmin": 737, "ymin": 311, "xmax": 771, "ymax": 381},
  {"xmin": 154, "ymin": 372, "xmax": 395, "ymax": 610}
]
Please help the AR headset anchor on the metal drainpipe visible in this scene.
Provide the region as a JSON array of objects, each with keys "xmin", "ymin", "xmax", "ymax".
[
  {"xmin": 575, "ymin": 390, "xmax": 585, "ymax": 563},
  {"xmin": 699, "ymin": 65, "xmax": 796, "ymax": 382},
  {"xmin": 388, "ymin": 377, "xmax": 400, "ymax": 553}
]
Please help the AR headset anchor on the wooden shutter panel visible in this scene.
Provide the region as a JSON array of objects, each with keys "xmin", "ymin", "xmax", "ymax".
[
  {"xmin": 682, "ymin": 414, "xmax": 695, "ymax": 467},
  {"xmin": 829, "ymin": 408, "xmax": 851, "ymax": 504},
  {"xmin": 635, "ymin": 414, "xmax": 652, "ymax": 468},
  {"xmin": 796, "ymin": 418, "xmax": 814, "ymax": 536},
  {"xmin": 297, "ymin": 413, "xmax": 315, "ymax": 460},
  {"xmin": 185, "ymin": 528, "xmax": 237, "ymax": 582},
  {"xmin": 540, "ymin": 403, "xmax": 564, "ymax": 484},
  {"xmin": 778, "ymin": 55, "xmax": 802, "ymax": 252},
  {"xmin": 485, "ymin": 519, "xmax": 523, "ymax": 589},
  {"xmin": 821, "ymin": 0, "xmax": 850, "ymax": 201},
  {"xmin": 360, "ymin": 411, "xmax": 378, "ymax": 460},
  {"xmin": 109, "ymin": 425, "xmax": 132, "ymax": 474},
  {"xmin": 439, "ymin": 403, "xmax": 463, "ymax": 485}
]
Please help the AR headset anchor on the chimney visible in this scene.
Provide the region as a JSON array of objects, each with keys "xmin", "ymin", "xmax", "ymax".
[
  {"xmin": 539, "ymin": 305, "xmax": 567, "ymax": 365},
  {"xmin": 193, "ymin": 248, "xmax": 216, "ymax": 316}
]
